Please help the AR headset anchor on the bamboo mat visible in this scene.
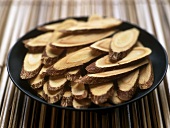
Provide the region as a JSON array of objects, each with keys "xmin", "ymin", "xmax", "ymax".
[{"xmin": 0, "ymin": 0, "xmax": 170, "ymax": 128}]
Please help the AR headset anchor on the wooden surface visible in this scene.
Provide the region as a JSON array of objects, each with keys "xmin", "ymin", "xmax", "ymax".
[{"xmin": 0, "ymin": 0, "xmax": 170, "ymax": 128}]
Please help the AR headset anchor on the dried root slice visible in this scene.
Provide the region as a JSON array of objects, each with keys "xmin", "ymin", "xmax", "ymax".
[
  {"xmin": 47, "ymin": 76, "xmax": 67, "ymax": 91},
  {"xmin": 50, "ymin": 29, "xmax": 115, "ymax": 48},
  {"xmin": 88, "ymin": 14, "xmax": 103, "ymax": 22},
  {"xmin": 29, "ymin": 73, "xmax": 45, "ymax": 89},
  {"xmin": 20, "ymin": 53, "xmax": 42, "ymax": 79},
  {"xmin": 47, "ymin": 47, "xmax": 101, "ymax": 76},
  {"xmin": 117, "ymin": 69, "xmax": 139, "ymax": 101},
  {"xmin": 80, "ymin": 59, "xmax": 148, "ymax": 84},
  {"xmin": 39, "ymin": 66, "xmax": 50, "ymax": 78},
  {"xmin": 60, "ymin": 18, "xmax": 122, "ymax": 33},
  {"xmin": 38, "ymin": 23, "xmax": 60, "ymax": 31},
  {"xmin": 138, "ymin": 60, "xmax": 154, "ymax": 89},
  {"xmin": 61, "ymin": 90, "xmax": 73, "ymax": 107},
  {"xmin": 43, "ymin": 82, "xmax": 64, "ymax": 103},
  {"xmin": 36, "ymin": 89, "xmax": 44, "ymax": 99},
  {"xmin": 41, "ymin": 44, "xmax": 65, "ymax": 67},
  {"xmin": 86, "ymin": 47, "xmax": 151, "ymax": 73},
  {"xmin": 90, "ymin": 38, "xmax": 112, "ymax": 53},
  {"xmin": 110, "ymin": 90, "xmax": 123, "ymax": 104},
  {"xmin": 89, "ymin": 82, "xmax": 114, "ymax": 104},
  {"xmin": 24, "ymin": 32, "xmax": 53, "ymax": 53},
  {"xmin": 109, "ymin": 28, "xmax": 140, "ymax": 62},
  {"xmin": 71, "ymin": 82, "xmax": 88, "ymax": 100},
  {"xmin": 72, "ymin": 98, "xmax": 91, "ymax": 109},
  {"xmin": 65, "ymin": 68, "xmax": 81, "ymax": 81},
  {"xmin": 136, "ymin": 41, "xmax": 144, "ymax": 47}
]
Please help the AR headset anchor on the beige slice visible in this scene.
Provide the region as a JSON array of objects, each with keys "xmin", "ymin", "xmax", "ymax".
[
  {"xmin": 71, "ymin": 82, "xmax": 88, "ymax": 100},
  {"xmin": 88, "ymin": 14, "xmax": 103, "ymax": 22},
  {"xmin": 80, "ymin": 59, "xmax": 148, "ymax": 84},
  {"xmin": 50, "ymin": 29, "xmax": 115, "ymax": 47},
  {"xmin": 65, "ymin": 68, "xmax": 81, "ymax": 81},
  {"xmin": 86, "ymin": 47, "xmax": 151, "ymax": 73},
  {"xmin": 72, "ymin": 98, "xmax": 91, "ymax": 109},
  {"xmin": 109, "ymin": 28, "xmax": 140, "ymax": 62},
  {"xmin": 61, "ymin": 90, "xmax": 73, "ymax": 107},
  {"xmin": 60, "ymin": 18, "xmax": 122, "ymax": 33},
  {"xmin": 47, "ymin": 76, "xmax": 67, "ymax": 91},
  {"xmin": 43, "ymin": 82, "xmax": 64, "ymax": 103},
  {"xmin": 90, "ymin": 38, "xmax": 112, "ymax": 52},
  {"xmin": 38, "ymin": 23, "xmax": 60, "ymax": 31},
  {"xmin": 110, "ymin": 90, "xmax": 123, "ymax": 104},
  {"xmin": 47, "ymin": 47, "xmax": 101, "ymax": 76},
  {"xmin": 24, "ymin": 32, "xmax": 53, "ymax": 53},
  {"xmin": 117, "ymin": 69, "xmax": 139, "ymax": 101},
  {"xmin": 37, "ymin": 89, "xmax": 44, "ymax": 99},
  {"xmin": 138, "ymin": 60, "xmax": 154, "ymax": 89},
  {"xmin": 89, "ymin": 82, "xmax": 114, "ymax": 104},
  {"xmin": 20, "ymin": 53, "xmax": 42, "ymax": 79}
]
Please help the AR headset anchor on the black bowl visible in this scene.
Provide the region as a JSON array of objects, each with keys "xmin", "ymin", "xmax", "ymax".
[{"xmin": 7, "ymin": 17, "xmax": 168, "ymax": 111}]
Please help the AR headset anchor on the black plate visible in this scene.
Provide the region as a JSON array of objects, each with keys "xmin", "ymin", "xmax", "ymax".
[{"xmin": 7, "ymin": 17, "xmax": 168, "ymax": 111}]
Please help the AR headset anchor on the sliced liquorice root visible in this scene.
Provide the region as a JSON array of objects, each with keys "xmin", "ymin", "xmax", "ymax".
[
  {"xmin": 36, "ymin": 89, "xmax": 44, "ymax": 99},
  {"xmin": 20, "ymin": 53, "xmax": 42, "ymax": 79},
  {"xmin": 117, "ymin": 69, "xmax": 139, "ymax": 101},
  {"xmin": 41, "ymin": 44, "xmax": 65, "ymax": 67},
  {"xmin": 50, "ymin": 30, "xmax": 115, "ymax": 48},
  {"xmin": 86, "ymin": 47, "xmax": 151, "ymax": 73},
  {"xmin": 71, "ymin": 82, "xmax": 88, "ymax": 100},
  {"xmin": 72, "ymin": 98, "xmax": 91, "ymax": 109},
  {"xmin": 65, "ymin": 68, "xmax": 81, "ymax": 81},
  {"xmin": 38, "ymin": 23, "xmax": 60, "ymax": 32},
  {"xmin": 24, "ymin": 32, "xmax": 53, "ymax": 53},
  {"xmin": 88, "ymin": 14, "xmax": 103, "ymax": 22},
  {"xmin": 43, "ymin": 82, "xmax": 64, "ymax": 103},
  {"xmin": 29, "ymin": 73, "xmax": 45, "ymax": 89},
  {"xmin": 47, "ymin": 47, "xmax": 102, "ymax": 76},
  {"xmin": 89, "ymin": 82, "xmax": 114, "ymax": 104},
  {"xmin": 109, "ymin": 28, "xmax": 140, "ymax": 62},
  {"xmin": 138, "ymin": 60, "xmax": 154, "ymax": 89},
  {"xmin": 80, "ymin": 59, "xmax": 148, "ymax": 84},
  {"xmin": 90, "ymin": 38, "xmax": 112, "ymax": 53},
  {"xmin": 61, "ymin": 90, "xmax": 73, "ymax": 107},
  {"xmin": 47, "ymin": 75, "xmax": 67, "ymax": 91},
  {"xmin": 110, "ymin": 90, "xmax": 124, "ymax": 104}
]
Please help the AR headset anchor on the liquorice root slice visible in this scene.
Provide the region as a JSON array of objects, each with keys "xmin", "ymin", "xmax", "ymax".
[
  {"xmin": 65, "ymin": 68, "xmax": 81, "ymax": 81},
  {"xmin": 72, "ymin": 98, "xmax": 91, "ymax": 109},
  {"xmin": 61, "ymin": 90, "xmax": 73, "ymax": 107},
  {"xmin": 109, "ymin": 28, "xmax": 140, "ymax": 62},
  {"xmin": 87, "ymin": 14, "xmax": 103, "ymax": 22},
  {"xmin": 110, "ymin": 90, "xmax": 124, "ymax": 104}
]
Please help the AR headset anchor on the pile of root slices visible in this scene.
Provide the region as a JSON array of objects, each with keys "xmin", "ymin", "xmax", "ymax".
[{"xmin": 20, "ymin": 15, "xmax": 154, "ymax": 109}]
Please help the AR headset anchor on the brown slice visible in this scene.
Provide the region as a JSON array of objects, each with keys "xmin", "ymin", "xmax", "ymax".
[
  {"xmin": 88, "ymin": 14, "xmax": 103, "ymax": 22},
  {"xmin": 72, "ymin": 98, "xmax": 91, "ymax": 109},
  {"xmin": 117, "ymin": 69, "xmax": 139, "ymax": 101},
  {"xmin": 61, "ymin": 90, "xmax": 73, "ymax": 107},
  {"xmin": 24, "ymin": 32, "xmax": 53, "ymax": 53},
  {"xmin": 65, "ymin": 68, "xmax": 81, "ymax": 81},
  {"xmin": 110, "ymin": 90, "xmax": 123, "ymax": 104},
  {"xmin": 138, "ymin": 60, "xmax": 154, "ymax": 89},
  {"xmin": 90, "ymin": 38, "xmax": 112, "ymax": 53},
  {"xmin": 43, "ymin": 82, "xmax": 64, "ymax": 103},
  {"xmin": 20, "ymin": 53, "xmax": 42, "ymax": 79},
  {"xmin": 60, "ymin": 18, "xmax": 122, "ymax": 33},
  {"xmin": 109, "ymin": 28, "xmax": 140, "ymax": 62},
  {"xmin": 79, "ymin": 59, "xmax": 148, "ymax": 84},
  {"xmin": 41, "ymin": 44, "xmax": 65, "ymax": 67},
  {"xmin": 47, "ymin": 47, "xmax": 102, "ymax": 76},
  {"xmin": 39, "ymin": 66, "xmax": 50, "ymax": 78},
  {"xmin": 71, "ymin": 82, "xmax": 88, "ymax": 100},
  {"xmin": 89, "ymin": 82, "xmax": 114, "ymax": 104},
  {"xmin": 86, "ymin": 47, "xmax": 151, "ymax": 73},
  {"xmin": 47, "ymin": 76, "xmax": 67, "ymax": 91},
  {"xmin": 50, "ymin": 29, "xmax": 115, "ymax": 48}
]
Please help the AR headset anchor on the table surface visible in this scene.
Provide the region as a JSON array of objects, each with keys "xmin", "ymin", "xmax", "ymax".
[{"xmin": 0, "ymin": 0, "xmax": 170, "ymax": 128}]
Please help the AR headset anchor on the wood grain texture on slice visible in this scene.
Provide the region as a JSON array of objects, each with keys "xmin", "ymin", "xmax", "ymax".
[
  {"xmin": 110, "ymin": 90, "xmax": 123, "ymax": 104},
  {"xmin": 65, "ymin": 68, "xmax": 81, "ymax": 81},
  {"xmin": 86, "ymin": 47, "xmax": 151, "ymax": 73},
  {"xmin": 60, "ymin": 18, "xmax": 122, "ymax": 33},
  {"xmin": 72, "ymin": 98, "xmax": 91, "ymax": 109},
  {"xmin": 87, "ymin": 14, "xmax": 103, "ymax": 22},
  {"xmin": 138, "ymin": 60, "xmax": 154, "ymax": 89},
  {"xmin": 24, "ymin": 32, "xmax": 53, "ymax": 53},
  {"xmin": 50, "ymin": 29, "xmax": 115, "ymax": 47},
  {"xmin": 41, "ymin": 44, "xmax": 65, "ymax": 66},
  {"xmin": 80, "ymin": 59, "xmax": 148, "ymax": 84},
  {"xmin": 61, "ymin": 90, "xmax": 73, "ymax": 107},
  {"xmin": 43, "ymin": 82, "xmax": 64, "ymax": 103},
  {"xmin": 109, "ymin": 28, "xmax": 140, "ymax": 62},
  {"xmin": 117, "ymin": 69, "xmax": 139, "ymax": 101},
  {"xmin": 90, "ymin": 38, "xmax": 112, "ymax": 52},
  {"xmin": 29, "ymin": 73, "xmax": 45, "ymax": 89},
  {"xmin": 20, "ymin": 53, "xmax": 42, "ymax": 79},
  {"xmin": 89, "ymin": 82, "xmax": 114, "ymax": 104},
  {"xmin": 47, "ymin": 47, "xmax": 102, "ymax": 76},
  {"xmin": 71, "ymin": 82, "xmax": 88, "ymax": 100},
  {"xmin": 47, "ymin": 75, "xmax": 67, "ymax": 91}
]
